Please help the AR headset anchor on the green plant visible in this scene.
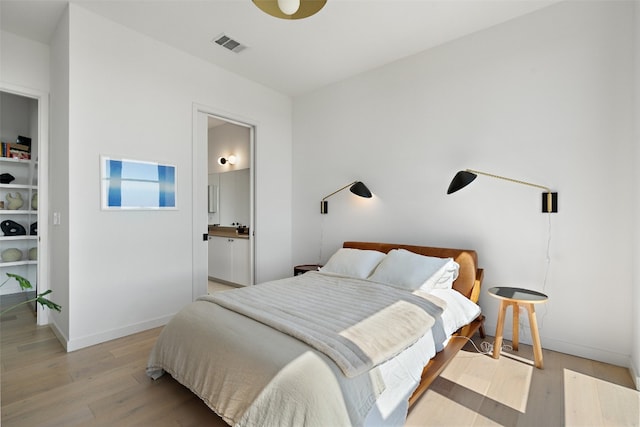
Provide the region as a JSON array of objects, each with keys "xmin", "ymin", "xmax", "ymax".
[{"xmin": 0, "ymin": 272, "xmax": 62, "ymax": 316}]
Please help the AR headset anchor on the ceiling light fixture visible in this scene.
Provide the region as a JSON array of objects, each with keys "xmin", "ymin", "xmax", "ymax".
[
  {"xmin": 253, "ymin": 0, "xmax": 327, "ymax": 20},
  {"xmin": 278, "ymin": 0, "xmax": 300, "ymax": 15}
]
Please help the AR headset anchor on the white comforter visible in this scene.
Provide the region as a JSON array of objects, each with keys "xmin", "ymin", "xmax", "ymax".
[{"xmin": 147, "ymin": 272, "xmax": 480, "ymax": 427}]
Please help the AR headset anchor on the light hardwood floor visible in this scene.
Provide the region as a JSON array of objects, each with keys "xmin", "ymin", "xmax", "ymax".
[
  {"xmin": 2, "ymin": 292, "xmax": 638, "ymax": 426},
  {"xmin": 207, "ymin": 280, "xmax": 238, "ymax": 294}
]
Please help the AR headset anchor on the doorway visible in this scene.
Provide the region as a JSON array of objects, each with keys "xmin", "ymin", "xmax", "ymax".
[
  {"xmin": 191, "ymin": 105, "xmax": 254, "ymax": 299},
  {"xmin": 0, "ymin": 84, "xmax": 50, "ymax": 325}
]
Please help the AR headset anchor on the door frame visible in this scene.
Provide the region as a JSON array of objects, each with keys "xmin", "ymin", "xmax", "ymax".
[
  {"xmin": 0, "ymin": 82, "xmax": 50, "ymax": 325},
  {"xmin": 191, "ymin": 103, "xmax": 255, "ymax": 299}
]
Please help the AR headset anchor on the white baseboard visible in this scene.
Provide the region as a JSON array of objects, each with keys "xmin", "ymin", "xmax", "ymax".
[
  {"xmin": 630, "ymin": 360, "xmax": 640, "ymax": 391},
  {"xmin": 64, "ymin": 314, "xmax": 174, "ymax": 352},
  {"xmin": 540, "ymin": 335, "xmax": 631, "ymax": 368},
  {"xmin": 486, "ymin": 322, "xmax": 632, "ymax": 369},
  {"xmin": 48, "ymin": 320, "xmax": 69, "ymax": 351}
]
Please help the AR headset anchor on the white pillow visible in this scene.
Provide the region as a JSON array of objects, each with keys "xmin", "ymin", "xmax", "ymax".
[
  {"xmin": 319, "ymin": 248, "xmax": 386, "ymax": 279},
  {"xmin": 421, "ymin": 259, "xmax": 459, "ymax": 292},
  {"xmin": 367, "ymin": 249, "xmax": 458, "ymax": 291}
]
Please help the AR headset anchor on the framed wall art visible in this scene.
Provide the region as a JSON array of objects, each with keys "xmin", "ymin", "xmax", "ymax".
[{"xmin": 101, "ymin": 156, "xmax": 177, "ymax": 210}]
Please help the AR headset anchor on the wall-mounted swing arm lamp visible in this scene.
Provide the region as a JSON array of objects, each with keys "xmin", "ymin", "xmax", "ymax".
[
  {"xmin": 320, "ymin": 181, "xmax": 371, "ymax": 214},
  {"xmin": 447, "ymin": 169, "xmax": 558, "ymax": 213},
  {"xmin": 218, "ymin": 155, "xmax": 237, "ymax": 165}
]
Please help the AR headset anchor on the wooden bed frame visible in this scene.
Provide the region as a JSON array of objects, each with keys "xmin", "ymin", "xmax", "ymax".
[{"xmin": 342, "ymin": 241, "xmax": 485, "ymax": 407}]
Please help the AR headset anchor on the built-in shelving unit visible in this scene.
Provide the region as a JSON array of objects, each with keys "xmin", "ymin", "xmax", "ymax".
[{"xmin": 0, "ymin": 91, "xmax": 39, "ymax": 295}]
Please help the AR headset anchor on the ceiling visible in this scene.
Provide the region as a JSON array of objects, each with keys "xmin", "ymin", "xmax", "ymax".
[{"xmin": 1, "ymin": 0, "xmax": 559, "ymax": 97}]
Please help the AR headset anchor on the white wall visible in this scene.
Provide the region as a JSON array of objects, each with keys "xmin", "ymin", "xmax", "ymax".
[
  {"xmin": 55, "ymin": 4, "xmax": 291, "ymax": 350},
  {"xmin": 208, "ymin": 122, "xmax": 250, "ymax": 173},
  {"xmin": 0, "ymin": 92, "xmax": 34, "ymax": 141},
  {"xmin": 293, "ymin": 1, "xmax": 635, "ymax": 367},
  {"xmin": 0, "ymin": 30, "xmax": 49, "ymax": 92},
  {"xmin": 49, "ymin": 5, "xmax": 70, "ymax": 343},
  {"xmin": 632, "ymin": 0, "xmax": 640, "ymax": 390}
]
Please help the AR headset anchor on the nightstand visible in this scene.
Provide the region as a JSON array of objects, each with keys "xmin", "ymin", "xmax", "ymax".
[
  {"xmin": 488, "ymin": 286, "xmax": 548, "ymax": 369},
  {"xmin": 293, "ymin": 264, "xmax": 322, "ymax": 276}
]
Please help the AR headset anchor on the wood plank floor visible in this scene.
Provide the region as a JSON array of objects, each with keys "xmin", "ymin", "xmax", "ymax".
[{"xmin": 2, "ymin": 293, "xmax": 638, "ymax": 426}]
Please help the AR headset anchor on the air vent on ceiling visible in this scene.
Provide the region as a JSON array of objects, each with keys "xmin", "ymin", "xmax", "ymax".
[{"xmin": 213, "ymin": 34, "xmax": 247, "ymax": 53}]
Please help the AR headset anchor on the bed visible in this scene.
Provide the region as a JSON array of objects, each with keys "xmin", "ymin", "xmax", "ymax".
[{"xmin": 147, "ymin": 241, "xmax": 485, "ymax": 426}]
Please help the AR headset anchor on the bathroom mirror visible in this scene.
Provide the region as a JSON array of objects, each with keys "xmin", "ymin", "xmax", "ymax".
[
  {"xmin": 207, "ymin": 119, "xmax": 251, "ymax": 227},
  {"xmin": 208, "ymin": 169, "xmax": 250, "ymax": 226}
]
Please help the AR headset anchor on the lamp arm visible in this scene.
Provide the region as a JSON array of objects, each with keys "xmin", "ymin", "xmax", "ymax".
[
  {"xmin": 321, "ymin": 181, "xmax": 357, "ymax": 201},
  {"xmin": 467, "ymin": 169, "xmax": 552, "ymax": 193}
]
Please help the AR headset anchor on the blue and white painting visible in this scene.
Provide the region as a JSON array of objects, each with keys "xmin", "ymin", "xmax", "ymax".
[{"xmin": 102, "ymin": 157, "xmax": 176, "ymax": 209}]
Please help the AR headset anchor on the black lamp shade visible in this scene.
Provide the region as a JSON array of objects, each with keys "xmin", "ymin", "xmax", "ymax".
[
  {"xmin": 349, "ymin": 181, "xmax": 372, "ymax": 198},
  {"xmin": 447, "ymin": 171, "xmax": 477, "ymax": 194}
]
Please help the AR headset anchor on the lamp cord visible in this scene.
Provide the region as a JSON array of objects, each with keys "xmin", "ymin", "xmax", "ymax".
[
  {"xmin": 542, "ymin": 212, "xmax": 552, "ymax": 293},
  {"xmin": 318, "ymin": 213, "xmax": 325, "ymax": 265},
  {"xmin": 516, "ymin": 212, "xmax": 552, "ymax": 339},
  {"xmin": 537, "ymin": 212, "xmax": 552, "ymax": 330},
  {"xmin": 449, "ymin": 335, "xmax": 513, "ymax": 355}
]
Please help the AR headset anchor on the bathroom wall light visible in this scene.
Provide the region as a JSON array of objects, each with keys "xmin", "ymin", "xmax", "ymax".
[
  {"xmin": 218, "ymin": 155, "xmax": 237, "ymax": 166},
  {"xmin": 447, "ymin": 169, "xmax": 558, "ymax": 213},
  {"xmin": 320, "ymin": 181, "xmax": 372, "ymax": 214}
]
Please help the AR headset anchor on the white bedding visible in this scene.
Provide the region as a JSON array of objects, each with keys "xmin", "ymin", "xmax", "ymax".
[
  {"xmin": 147, "ymin": 272, "xmax": 480, "ymax": 427},
  {"xmin": 365, "ymin": 287, "xmax": 481, "ymax": 425}
]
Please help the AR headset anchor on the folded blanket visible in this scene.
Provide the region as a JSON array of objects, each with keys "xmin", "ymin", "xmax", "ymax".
[{"xmin": 202, "ymin": 271, "xmax": 445, "ymax": 377}]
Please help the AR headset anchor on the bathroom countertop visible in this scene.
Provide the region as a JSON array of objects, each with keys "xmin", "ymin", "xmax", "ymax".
[{"xmin": 208, "ymin": 226, "xmax": 249, "ymax": 239}]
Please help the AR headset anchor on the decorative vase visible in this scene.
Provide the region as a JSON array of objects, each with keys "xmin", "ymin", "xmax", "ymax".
[
  {"xmin": 1, "ymin": 248, "xmax": 22, "ymax": 262},
  {"xmin": 6, "ymin": 192, "xmax": 24, "ymax": 210},
  {"xmin": 31, "ymin": 192, "xmax": 38, "ymax": 210},
  {"xmin": 28, "ymin": 247, "xmax": 37, "ymax": 260}
]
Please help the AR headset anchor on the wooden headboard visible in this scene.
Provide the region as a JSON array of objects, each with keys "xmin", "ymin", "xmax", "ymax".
[{"xmin": 342, "ymin": 241, "xmax": 484, "ymax": 303}]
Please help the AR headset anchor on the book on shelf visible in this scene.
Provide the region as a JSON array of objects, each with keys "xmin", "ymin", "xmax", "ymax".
[{"xmin": 1, "ymin": 141, "xmax": 31, "ymax": 160}]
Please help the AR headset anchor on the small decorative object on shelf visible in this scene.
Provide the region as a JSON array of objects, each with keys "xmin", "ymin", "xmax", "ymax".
[
  {"xmin": 1, "ymin": 248, "xmax": 22, "ymax": 262},
  {"xmin": 0, "ymin": 173, "xmax": 15, "ymax": 184},
  {"xmin": 31, "ymin": 192, "xmax": 38, "ymax": 210},
  {"xmin": 16, "ymin": 135, "xmax": 32, "ymax": 147},
  {"xmin": 1, "ymin": 219, "xmax": 26, "ymax": 236},
  {"xmin": 30, "ymin": 222, "xmax": 37, "ymax": 236},
  {"xmin": 6, "ymin": 192, "xmax": 24, "ymax": 210},
  {"xmin": 28, "ymin": 247, "xmax": 37, "ymax": 260}
]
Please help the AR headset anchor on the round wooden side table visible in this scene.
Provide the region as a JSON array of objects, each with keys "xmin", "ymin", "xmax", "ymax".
[{"xmin": 488, "ymin": 286, "xmax": 548, "ymax": 369}]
